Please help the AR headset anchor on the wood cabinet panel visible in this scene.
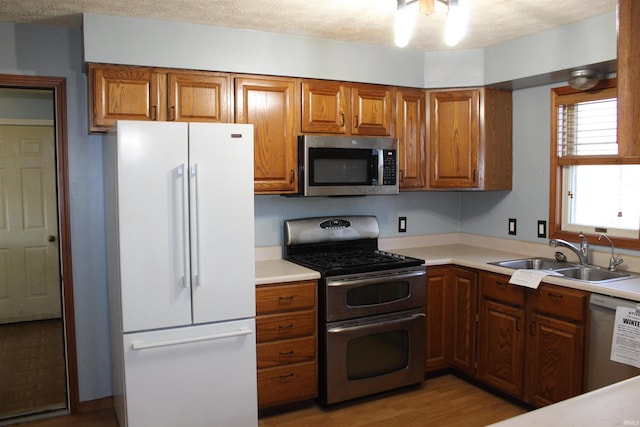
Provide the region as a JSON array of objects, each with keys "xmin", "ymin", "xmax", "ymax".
[
  {"xmin": 396, "ymin": 88, "xmax": 426, "ymax": 190},
  {"xmin": 256, "ymin": 336, "xmax": 316, "ymax": 369},
  {"xmin": 89, "ymin": 64, "xmax": 162, "ymax": 132},
  {"xmin": 256, "ymin": 310, "xmax": 316, "ymax": 343},
  {"xmin": 617, "ymin": 0, "xmax": 640, "ymax": 158},
  {"xmin": 255, "ymin": 280, "xmax": 318, "ymax": 409},
  {"xmin": 427, "ymin": 88, "xmax": 512, "ymax": 190},
  {"xmin": 166, "ymin": 71, "xmax": 231, "ymax": 122},
  {"xmin": 351, "ymin": 84, "xmax": 394, "ymax": 136},
  {"xmin": 528, "ymin": 284, "xmax": 588, "ymax": 322},
  {"xmin": 301, "ymin": 80, "xmax": 349, "ymax": 133},
  {"xmin": 526, "ymin": 312, "xmax": 585, "ymax": 407},
  {"xmin": 481, "ymin": 271, "xmax": 526, "ymax": 306},
  {"xmin": 425, "ymin": 267, "xmax": 448, "ymax": 371},
  {"xmin": 235, "ymin": 76, "xmax": 299, "ymax": 194},
  {"xmin": 478, "ymin": 298, "xmax": 525, "ymax": 399},
  {"xmin": 449, "ymin": 267, "xmax": 478, "ymax": 376},
  {"xmin": 256, "ymin": 280, "xmax": 316, "ymax": 315},
  {"xmin": 257, "ymin": 361, "xmax": 317, "ymax": 408}
]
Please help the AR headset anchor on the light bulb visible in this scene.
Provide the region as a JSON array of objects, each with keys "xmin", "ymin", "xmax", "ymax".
[
  {"xmin": 395, "ymin": 1, "xmax": 417, "ymax": 48},
  {"xmin": 444, "ymin": 0, "xmax": 468, "ymax": 47}
]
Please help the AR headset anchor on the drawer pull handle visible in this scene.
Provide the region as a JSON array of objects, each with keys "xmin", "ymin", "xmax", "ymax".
[
  {"xmin": 548, "ymin": 292, "xmax": 563, "ymax": 300},
  {"xmin": 278, "ymin": 296, "xmax": 294, "ymax": 301},
  {"xmin": 278, "ymin": 324, "xmax": 294, "ymax": 329},
  {"xmin": 496, "ymin": 281, "xmax": 508, "ymax": 287},
  {"xmin": 515, "ymin": 318, "xmax": 521, "ymax": 332},
  {"xmin": 530, "ymin": 321, "xmax": 536, "ymax": 336},
  {"xmin": 279, "ymin": 373, "xmax": 294, "ymax": 379},
  {"xmin": 279, "ymin": 350, "xmax": 294, "ymax": 356}
]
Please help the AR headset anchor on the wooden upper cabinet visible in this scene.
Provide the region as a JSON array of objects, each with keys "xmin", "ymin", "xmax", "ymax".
[
  {"xmin": 89, "ymin": 64, "xmax": 162, "ymax": 132},
  {"xmin": 351, "ymin": 84, "xmax": 394, "ymax": 136},
  {"xmin": 89, "ymin": 64, "xmax": 233, "ymax": 132},
  {"xmin": 301, "ymin": 80, "xmax": 393, "ymax": 136},
  {"xmin": 427, "ymin": 88, "xmax": 512, "ymax": 190},
  {"xmin": 396, "ymin": 88, "xmax": 426, "ymax": 190},
  {"xmin": 301, "ymin": 80, "xmax": 349, "ymax": 133},
  {"xmin": 166, "ymin": 71, "xmax": 231, "ymax": 122},
  {"xmin": 235, "ymin": 75, "xmax": 300, "ymax": 194}
]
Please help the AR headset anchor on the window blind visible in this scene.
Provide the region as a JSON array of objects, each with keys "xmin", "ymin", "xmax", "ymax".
[{"xmin": 557, "ymin": 97, "xmax": 617, "ymax": 158}]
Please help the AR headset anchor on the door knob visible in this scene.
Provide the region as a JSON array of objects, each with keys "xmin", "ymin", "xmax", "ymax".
[{"xmin": 48, "ymin": 235, "xmax": 56, "ymax": 242}]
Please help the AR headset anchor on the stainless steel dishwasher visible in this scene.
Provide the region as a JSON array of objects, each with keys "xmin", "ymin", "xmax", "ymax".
[{"xmin": 588, "ymin": 293, "xmax": 640, "ymax": 391}]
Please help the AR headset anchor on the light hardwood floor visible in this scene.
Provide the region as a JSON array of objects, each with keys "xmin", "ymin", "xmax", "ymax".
[{"xmin": 9, "ymin": 374, "xmax": 528, "ymax": 426}]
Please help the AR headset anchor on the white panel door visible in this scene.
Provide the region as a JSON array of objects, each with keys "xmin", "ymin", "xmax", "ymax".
[
  {"xmin": 188, "ymin": 123, "xmax": 255, "ymax": 324},
  {"xmin": 0, "ymin": 125, "xmax": 61, "ymax": 323},
  {"xmin": 116, "ymin": 121, "xmax": 192, "ymax": 332},
  {"xmin": 122, "ymin": 319, "xmax": 258, "ymax": 427}
]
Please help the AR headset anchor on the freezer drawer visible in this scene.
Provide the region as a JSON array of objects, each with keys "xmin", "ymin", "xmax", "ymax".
[{"xmin": 119, "ymin": 319, "xmax": 257, "ymax": 427}]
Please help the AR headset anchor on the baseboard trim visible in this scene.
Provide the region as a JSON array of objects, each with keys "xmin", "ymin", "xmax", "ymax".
[{"xmin": 78, "ymin": 396, "xmax": 113, "ymax": 413}]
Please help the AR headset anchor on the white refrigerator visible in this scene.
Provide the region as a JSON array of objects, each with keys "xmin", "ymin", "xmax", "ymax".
[{"xmin": 103, "ymin": 121, "xmax": 257, "ymax": 427}]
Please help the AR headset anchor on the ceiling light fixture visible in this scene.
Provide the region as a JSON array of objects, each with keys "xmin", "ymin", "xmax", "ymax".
[
  {"xmin": 394, "ymin": 0, "xmax": 469, "ymax": 48},
  {"xmin": 568, "ymin": 69, "xmax": 600, "ymax": 90}
]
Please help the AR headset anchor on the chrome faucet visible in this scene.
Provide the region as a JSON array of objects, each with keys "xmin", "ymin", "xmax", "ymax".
[
  {"xmin": 549, "ymin": 232, "xmax": 589, "ymax": 265},
  {"xmin": 598, "ymin": 233, "xmax": 624, "ymax": 271}
]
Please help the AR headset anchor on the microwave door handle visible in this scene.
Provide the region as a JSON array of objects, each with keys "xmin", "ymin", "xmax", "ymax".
[{"xmin": 371, "ymin": 150, "xmax": 379, "ymax": 184}]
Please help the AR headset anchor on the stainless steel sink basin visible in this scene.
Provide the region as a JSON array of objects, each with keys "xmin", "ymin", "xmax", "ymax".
[
  {"xmin": 489, "ymin": 257, "xmax": 633, "ymax": 283},
  {"xmin": 554, "ymin": 266, "xmax": 631, "ymax": 283},
  {"xmin": 489, "ymin": 257, "xmax": 572, "ymax": 271}
]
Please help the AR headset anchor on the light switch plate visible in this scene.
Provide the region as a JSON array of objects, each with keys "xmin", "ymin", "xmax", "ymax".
[
  {"xmin": 398, "ymin": 216, "xmax": 407, "ymax": 233},
  {"xmin": 509, "ymin": 218, "xmax": 517, "ymax": 235}
]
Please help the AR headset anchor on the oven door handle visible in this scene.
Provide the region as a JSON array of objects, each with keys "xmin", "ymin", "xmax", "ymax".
[
  {"xmin": 327, "ymin": 269, "xmax": 425, "ymax": 288},
  {"xmin": 327, "ymin": 312, "xmax": 425, "ymax": 334}
]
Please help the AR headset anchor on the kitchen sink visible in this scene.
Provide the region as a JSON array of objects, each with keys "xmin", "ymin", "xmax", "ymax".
[
  {"xmin": 554, "ymin": 266, "xmax": 630, "ymax": 283},
  {"xmin": 489, "ymin": 257, "xmax": 633, "ymax": 283},
  {"xmin": 489, "ymin": 257, "xmax": 572, "ymax": 271}
]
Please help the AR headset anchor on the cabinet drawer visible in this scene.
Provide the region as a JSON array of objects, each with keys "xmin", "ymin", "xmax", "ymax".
[
  {"xmin": 256, "ymin": 310, "xmax": 316, "ymax": 343},
  {"xmin": 256, "ymin": 281, "xmax": 317, "ymax": 315},
  {"xmin": 257, "ymin": 336, "xmax": 316, "ymax": 369},
  {"xmin": 481, "ymin": 272, "xmax": 526, "ymax": 306},
  {"xmin": 257, "ymin": 361, "xmax": 317, "ymax": 408},
  {"xmin": 529, "ymin": 284, "xmax": 588, "ymax": 322}
]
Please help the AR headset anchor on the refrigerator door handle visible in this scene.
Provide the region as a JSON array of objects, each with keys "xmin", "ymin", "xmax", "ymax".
[
  {"xmin": 177, "ymin": 163, "xmax": 190, "ymax": 288},
  {"xmin": 131, "ymin": 328, "xmax": 253, "ymax": 351},
  {"xmin": 190, "ymin": 163, "xmax": 201, "ymax": 287}
]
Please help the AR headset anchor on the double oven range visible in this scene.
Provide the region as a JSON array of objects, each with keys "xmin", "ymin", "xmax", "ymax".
[{"xmin": 284, "ymin": 216, "xmax": 426, "ymax": 405}]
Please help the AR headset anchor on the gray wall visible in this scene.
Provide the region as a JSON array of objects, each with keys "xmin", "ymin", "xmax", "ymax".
[
  {"xmin": 0, "ymin": 23, "xmax": 110, "ymax": 401},
  {"xmin": 0, "ymin": 9, "xmax": 633, "ymax": 403}
]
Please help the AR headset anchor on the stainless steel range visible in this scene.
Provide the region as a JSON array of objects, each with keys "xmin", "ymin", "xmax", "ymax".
[{"xmin": 284, "ymin": 216, "xmax": 426, "ymax": 405}]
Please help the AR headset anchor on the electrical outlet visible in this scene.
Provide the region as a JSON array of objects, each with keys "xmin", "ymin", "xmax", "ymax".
[
  {"xmin": 508, "ymin": 218, "xmax": 517, "ymax": 235},
  {"xmin": 538, "ymin": 220, "xmax": 547, "ymax": 238},
  {"xmin": 398, "ymin": 216, "xmax": 407, "ymax": 233}
]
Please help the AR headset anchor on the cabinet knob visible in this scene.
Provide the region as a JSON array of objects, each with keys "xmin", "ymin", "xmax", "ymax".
[{"xmin": 48, "ymin": 235, "xmax": 56, "ymax": 242}]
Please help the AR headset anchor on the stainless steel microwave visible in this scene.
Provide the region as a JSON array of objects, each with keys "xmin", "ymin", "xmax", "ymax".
[{"xmin": 297, "ymin": 135, "xmax": 399, "ymax": 196}]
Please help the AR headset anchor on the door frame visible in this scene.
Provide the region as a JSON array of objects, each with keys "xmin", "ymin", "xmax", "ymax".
[{"xmin": 0, "ymin": 74, "xmax": 79, "ymax": 413}]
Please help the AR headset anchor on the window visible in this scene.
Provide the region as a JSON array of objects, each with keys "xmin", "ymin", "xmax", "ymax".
[{"xmin": 550, "ymin": 78, "xmax": 640, "ymax": 250}]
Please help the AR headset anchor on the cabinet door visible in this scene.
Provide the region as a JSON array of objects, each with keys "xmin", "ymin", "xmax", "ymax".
[
  {"xmin": 449, "ymin": 267, "xmax": 478, "ymax": 377},
  {"xmin": 428, "ymin": 90, "xmax": 479, "ymax": 188},
  {"xmin": 425, "ymin": 267, "xmax": 448, "ymax": 372},
  {"xmin": 90, "ymin": 64, "xmax": 162, "ymax": 132},
  {"xmin": 396, "ymin": 88, "xmax": 426, "ymax": 190},
  {"xmin": 478, "ymin": 298, "xmax": 525, "ymax": 398},
  {"xmin": 526, "ymin": 312, "xmax": 585, "ymax": 407},
  {"xmin": 167, "ymin": 71, "xmax": 231, "ymax": 122},
  {"xmin": 351, "ymin": 84, "xmax": 394, "ymax": 136},
  {"xmin": 235, "ymin": 76, "xmax": 299, "ymax": 194},
  {"xmin": 301, "ymin": 80, "xmax": 349, "ymax": 133}
]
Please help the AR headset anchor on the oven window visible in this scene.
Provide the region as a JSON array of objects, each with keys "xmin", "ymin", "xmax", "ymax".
[
  {"xmin": 347, "ymin": 331, "xmax": 409, "ymax": 379},
  {"xmin": 346, "ymin": 282, "xmax": 410, "ymax": 307}
]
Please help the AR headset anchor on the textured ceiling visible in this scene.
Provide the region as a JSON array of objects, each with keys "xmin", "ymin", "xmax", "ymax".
[{"xmin": 0, "ymin": 0, "xmax": 617, "ymax": 51}]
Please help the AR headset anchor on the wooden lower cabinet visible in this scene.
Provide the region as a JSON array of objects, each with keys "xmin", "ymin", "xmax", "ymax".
[
  {"xmin": 477, "ymin": 271, "xmax": 588, "ymax": 407},
  {"xmin": 425, "ymin": 266, "xmax": 478, "ymax": 376},
  {"xmin": 255, "ymin": 280, "xmax": 318, "ymax": 409}
]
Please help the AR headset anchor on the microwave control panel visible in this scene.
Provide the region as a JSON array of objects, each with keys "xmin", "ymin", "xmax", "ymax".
[{"xmin": 382, "ymin": 150, "xmax": 397, "ymax": 185}]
